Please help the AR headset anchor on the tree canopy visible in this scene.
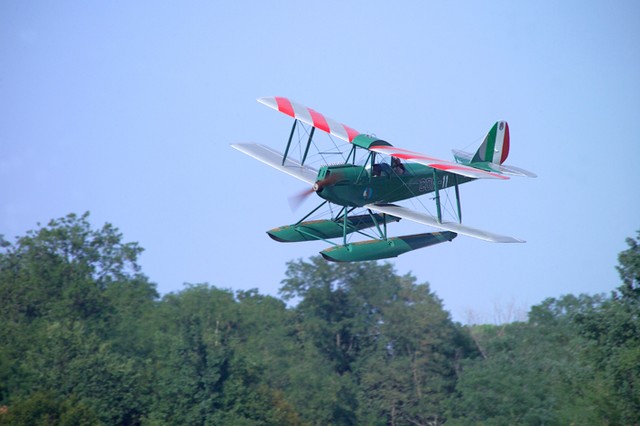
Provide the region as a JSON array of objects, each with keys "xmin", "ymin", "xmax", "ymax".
[{"xmin": 0, "ymin": 213, "xmax": 637, "ymax": 425}]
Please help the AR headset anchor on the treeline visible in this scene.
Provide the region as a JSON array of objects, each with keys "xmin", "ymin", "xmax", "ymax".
[{"xmin": 0, "ymin": 213, "xmax": 638, "ymax": 425}]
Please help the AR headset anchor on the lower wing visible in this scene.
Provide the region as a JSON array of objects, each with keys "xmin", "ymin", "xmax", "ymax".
[
  {"xmin": 231, "ymin": 143, "xmax": 318, "ymax": 185},
  {"xmin": 365, "ymin": 203, "xmax": 525, "ymax": 243}
]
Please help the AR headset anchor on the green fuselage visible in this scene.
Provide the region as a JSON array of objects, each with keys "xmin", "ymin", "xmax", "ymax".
[{"xmin": 315, "ymin": 163, "xmax": 473, "ymax": 207}]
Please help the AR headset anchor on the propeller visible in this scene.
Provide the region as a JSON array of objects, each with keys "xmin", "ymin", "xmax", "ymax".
[{"xmin": 288, "ymin": 172, "xmax": 341, "ymax": 211}]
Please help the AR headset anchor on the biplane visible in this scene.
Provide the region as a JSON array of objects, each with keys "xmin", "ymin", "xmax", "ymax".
[{"xmin": 232, "ymin": 97, "xmax": 536, "ymax": 262}]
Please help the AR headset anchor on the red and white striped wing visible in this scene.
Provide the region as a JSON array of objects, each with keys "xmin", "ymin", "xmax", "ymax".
[
  {"xmin": 258, "ymin": 97, "xmax": 360, "ymax": 143},
  {"xmin": 369, "ymin": 145, "xmax": 509, "ymax": 180}
]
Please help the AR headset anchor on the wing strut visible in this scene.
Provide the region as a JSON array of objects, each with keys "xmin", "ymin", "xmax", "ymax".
[
  {"xmin": 302, "ymin": 127, "xmax": 315, "ymax": 166},
  {"xmin": 282, "ymin": 119, "xmax": 298, "ymax": 165},
  {"xmin": 281, "ymin": 117, "xmax": 316, "ymax": 167},
  {"xmin": 454, "ymin": 174, "xmax": 462, "ymax": 224},
  {"xmin": 433, "ymin": 169, "xmax": 442, "ymax": 223}
]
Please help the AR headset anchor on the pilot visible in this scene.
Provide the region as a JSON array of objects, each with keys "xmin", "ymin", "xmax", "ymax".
[
  {"xmin": 391, "ymin": 157, "xmax": 405, "ymax": 175},
  {"xmin": 374, "ymin": 162, "xmax": 393, "ymax": 177}
]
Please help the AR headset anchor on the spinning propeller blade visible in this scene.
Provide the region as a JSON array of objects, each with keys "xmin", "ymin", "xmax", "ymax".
[
  {"xmin": 288, "ymin": 187, "xmax": 315, "ymax": 211},
  {"xmin": 288, "ymin": 173, "xmax": 341, "ymax": 211}
]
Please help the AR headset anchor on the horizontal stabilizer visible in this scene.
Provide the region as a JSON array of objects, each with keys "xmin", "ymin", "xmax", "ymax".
[
  {"xmin": 452, "ymin": 149, "xmax": 537, "ymax": 178},
  {"xmin": 365, "ymin": 203, "xmax": 525, "ymax": 243},
  {"xmin": 452, "ymin": 149, "xmax": 473, "ymax": 163},
  {"xmin": 231, "ymin": 143, "xmax": 317, "ymax": 185},
  {"xmin": 486, "ymin": 162, "xmax": 537, "ymax": 178}
]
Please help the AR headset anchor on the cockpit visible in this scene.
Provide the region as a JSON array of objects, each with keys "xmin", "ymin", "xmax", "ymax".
[{"xmin": 371, "ymin": 156, "xmax": 405, "ymax": 177}]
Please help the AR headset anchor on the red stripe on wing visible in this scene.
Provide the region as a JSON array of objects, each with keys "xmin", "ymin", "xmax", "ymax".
[
  {"xmin": 261, "ymin": 97, "xmax": 361, "ymax": 143},
  {"xmin": 344, "ymin": 125, "xmax": 360, "ymax": 142},
  {"xmin": 275, "ymin": 97, "xmax": 295, "ymax": 118},
  {"xmin": 308, "ymin": 109, "xmax": 331, "ymax": 133}
]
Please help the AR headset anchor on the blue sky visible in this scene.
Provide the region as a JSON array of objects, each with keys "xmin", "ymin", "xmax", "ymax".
[{"xmin": 2, "ymin": 1, "xmax": 639, "ymax": 323}]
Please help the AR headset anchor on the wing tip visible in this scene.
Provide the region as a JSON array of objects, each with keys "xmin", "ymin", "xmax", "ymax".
[
  {"xmin": 257, "ymin": 96, "xmax": 276, "ymax": 108},
  {"xmin": 499, "ymin": 237, "xmax": 526, "ymax": 243}
]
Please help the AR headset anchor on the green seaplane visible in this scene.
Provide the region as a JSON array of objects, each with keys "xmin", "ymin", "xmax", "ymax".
[{"xmin": 232, "ymin": 97, "xmax": 536, "ymax": 262}]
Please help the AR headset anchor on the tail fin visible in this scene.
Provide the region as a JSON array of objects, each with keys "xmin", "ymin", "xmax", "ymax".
[
  {"xmin": 453, "ymin": 121, "xmax": 537, "ymax": 178},
  {"xmin": 472, "ymin": 121, "xmax": 510, "ymax": 165}
]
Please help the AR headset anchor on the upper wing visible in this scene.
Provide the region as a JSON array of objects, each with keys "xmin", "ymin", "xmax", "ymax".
[
  {"xmin": 258, "ymin": 97, "xmax": 360, "ymax": 143},
  {"xmin": 365, "ymin": 203, "xmax": 525, "ymax": 243},
  {"xmin": 231, "ymin": 143, "xmax": 317, "ymax": 185},
  {"xmin": 370, "ymin": 145, "xmax": 509, "ymax": 180},
  {"xmin": 259, "ymin": 96, "xmax": 508, "ymax": 180}
]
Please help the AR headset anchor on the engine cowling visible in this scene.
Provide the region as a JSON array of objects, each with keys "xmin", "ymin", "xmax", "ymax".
[{"xmin": 315, "ymin": 164, "xmax": 369, "ymax": 206}]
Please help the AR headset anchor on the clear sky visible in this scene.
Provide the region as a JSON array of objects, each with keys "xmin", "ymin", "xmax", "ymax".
[{"xmin": 2, "ymin": 1, "xmax": 639, "ymax": 323}]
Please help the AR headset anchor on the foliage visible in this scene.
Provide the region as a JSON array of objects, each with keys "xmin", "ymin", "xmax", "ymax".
[
  {"xmin": 0, "ymin": 391, "xmax": 100, "ymax": 426},
  {"xmin": 1, "ymin": 214, "xmax": 638, "ymax": 425},
  {"xmin": 0, "ymin": 213, "xmax": 156, "ymax": 425},
  {"xmin": 447, "ymin": 231, "xmax": 640, "ymax": 425},
  {"xmin": 281, "ymin": 257, "xmax": 476, "ymax": 425},
  {"xmin": 571, "ymin": 230, "xmax": 640, "ymax": 424}
]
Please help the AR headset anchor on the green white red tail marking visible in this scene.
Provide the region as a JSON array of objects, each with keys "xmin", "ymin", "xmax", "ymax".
[{"xmin": 472, "ymin": 121, "xmax": 510, "ymax": 164}]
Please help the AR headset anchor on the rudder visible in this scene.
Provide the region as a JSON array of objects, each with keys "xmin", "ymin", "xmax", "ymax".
[{"xmin": 471, "ymin": 121, "xmax": 510, "ymax": 165}]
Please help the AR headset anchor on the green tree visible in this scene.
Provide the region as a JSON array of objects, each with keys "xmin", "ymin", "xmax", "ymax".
[
  {"xmin": 573, "ymin": 230, "xmax": 640, "ymax": 424},
  {"xmin": 0, "ymin": 391, "xmax": 100, "ymax": 426},
  {"xmin": 280, "ymin": 258, "xmax": 403, "ymax": 424},
  {"xmin": 0, "ymin": 213, "xmax": 157, "ymax": 425},
  {"xmin": 354, "ymin": 277, "xmax": 472, "ymax": 426},
  {"xmin": 0, "ymin": 212, "xmax": 151, "ymax": 325},
  {"xmin": 146, "ymin": 284, "xmax": 302, "ymax": 425},
  {"xmin": 448, "ymin": 231, "xmax": 640, "ymax": 425},
  {"xmin": 281, "ymin": 257, "xmax": 474, "ymax": 425},
  {"xmin": 617, "ymin": 229, "xmax": 640, "ymax": 299},
  {"xmin": 7, "ymin": 213, "xmax": 637, "ymax": 425},
  {"xmin": 448, "ymin": 293, "xmax": 618, "ymax": 425},
  {"xmin": 146, "ymin": 285, "xmax": 235, "ymax": 424}
]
